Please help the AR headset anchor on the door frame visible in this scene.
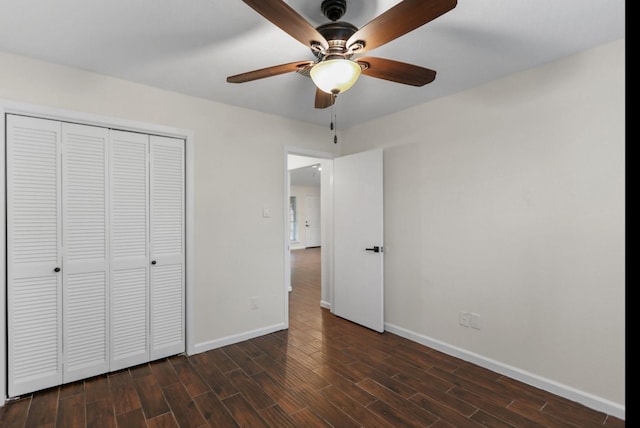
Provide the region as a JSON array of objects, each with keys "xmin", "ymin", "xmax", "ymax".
[
  {"xmin": 0, "ymin": 100, "xmax": 196, "ymax": 403},
  {"xmin": 284, "ymin": 147, "xmax": 335, "ymax": 328}
]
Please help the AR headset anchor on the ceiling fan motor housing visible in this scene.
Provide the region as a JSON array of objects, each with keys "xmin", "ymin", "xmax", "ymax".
[{"xmin": 313, "ymin": 21, "xmax": 358, "ymax": 59}]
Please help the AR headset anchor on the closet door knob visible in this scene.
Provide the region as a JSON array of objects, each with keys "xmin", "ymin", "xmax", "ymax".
[
  {"xmin": 54, "ymin": 267, "xmax": 61, "ymax": 272},
  {"xmin": 151, "ymin": 260, "xmax": 157, "ymax": 265}
]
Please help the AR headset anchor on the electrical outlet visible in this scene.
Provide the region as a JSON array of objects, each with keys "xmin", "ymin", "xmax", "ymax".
[
  {"xmin": 459, "ymin": 311, "xmax": 470, "ymax": 327},
  {"xmin": 470, "ymin": 313, "xmax": 482, "ymax": 330},
  {"xmin": 251, "ymin": 296, "xmax": 259, "ymax": 310}
]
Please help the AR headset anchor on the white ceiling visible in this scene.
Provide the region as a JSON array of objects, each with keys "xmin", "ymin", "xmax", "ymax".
[{"xmin": 0, "ymin": 0, "xmax": 625, "ymax": 129}]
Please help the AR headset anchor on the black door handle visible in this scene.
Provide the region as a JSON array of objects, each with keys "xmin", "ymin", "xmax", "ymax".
[
  {"xmin": 365, "ymin": 246, "xmax": 382, "ymax": 253},
  {"xmin": 151, "ymin": 260, "xmax": 157, "ymax": 265},
  {"xmin": 54, "ymin": 267, "xmax": 61, "ymax": 272}
]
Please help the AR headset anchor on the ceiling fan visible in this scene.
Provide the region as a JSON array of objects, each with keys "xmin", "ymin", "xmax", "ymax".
[{"xmin": 227, "ymin": 0, "xmax": 457, "ymax": 109}]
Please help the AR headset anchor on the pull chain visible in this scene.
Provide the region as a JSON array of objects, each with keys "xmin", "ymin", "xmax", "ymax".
[{"xmin": 330, "ymin": 96, "xmax": 338, "ymax": 144}]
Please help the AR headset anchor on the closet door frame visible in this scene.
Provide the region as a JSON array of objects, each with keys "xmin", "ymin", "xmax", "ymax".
[{"xmin": 0, "ymin": 101, "xmax": 196, "ymax": 403}]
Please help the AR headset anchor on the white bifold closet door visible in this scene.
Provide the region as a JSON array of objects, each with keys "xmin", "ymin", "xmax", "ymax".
[
  {"xmin": 7, "ymin": 115, "xmax": 65, "ymax": 396},
  {"xmin": 61, "ymin": 122, "xmax": 110, "ymax": 384},
  {"xmin": 7, "ymin": 115, "xmax": 185, "ymax": 397},
  {"xmin": 109, "ymin": 130, "xmax": 150, "ymax": 371},
  {"xmin": 149, "ymin": 136, "xmax": 185, "ymax": 361},
  {"xmin": 109, "ymin": 130, "xmax": 185, "ymax": 370}
]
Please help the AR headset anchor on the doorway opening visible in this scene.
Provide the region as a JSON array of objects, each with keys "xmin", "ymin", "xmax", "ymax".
[{"xmin": 284, "ymin": 149, "xmax": 333, "ymax": 329}]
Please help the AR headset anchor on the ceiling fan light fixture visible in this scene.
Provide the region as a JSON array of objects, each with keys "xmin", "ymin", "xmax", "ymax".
[{"xmin": 310, "ymin": 59, "xmax": 361, "ymax": 95}]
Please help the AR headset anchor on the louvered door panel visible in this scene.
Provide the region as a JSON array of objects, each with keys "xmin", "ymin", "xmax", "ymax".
[
  {"xmin": 109, "ymin": 130, "xmax": 150, "ymax": 370},
  {"xmin": 6, "ymin": 114, "xmax": 63, "ymax": 397},
  {"xmin": 62, "ymin": 123, "xmax": 110, "ymax": 383},
  {"xmin": 150, "ymin": 136, "xmax": 185, "ymax": 359}
]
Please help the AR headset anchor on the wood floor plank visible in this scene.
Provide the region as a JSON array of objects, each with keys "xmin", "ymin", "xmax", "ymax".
[
  {"xmin": 250, "ymin": 371, "xmax": 308, "ymax": 414},
  {"xmin": 357, "ymin": 378, "xmax": 439, "ymax": 426},
  {"xmin": 366, "ymin": 399, "xmax": 431, "ymax": 428},
  {"xmin": 234, "ymin": 339, "xmax": 266, "ymax": 359},
  {"xmin": 170, "ymin": 358, "xmax": 210, "ymax": 398},
  {"xmin": 292, "ymin": 387, "xmax": 361, "ymax": 428},
  {"xmin": 107, "ymin": 370, "xmax": 141, "ymax": 415},
  {"xmin": 468, "ymin": 409, "xmax": 517, "ymax": 428},
  {"xmin": 24, "ymin": 387, "xmax": 58, "ymax": 427},
  {"xmin": 193, "ymin": 391, "xmax": 240, "ymax": 427},
  {"xmin": 56, "ymin": 394, "xmax": 85, "ymax": 428},
  {"xmin": 409, "ymin": 392, "xmax": 486, "ymax": 427},
  {"xmin": 222, "ymin": 344, "xmax": 265, "ymax": 376},
  {"xmin": 146, "ymin": 412, "xmax": 180, "ymax": 428},
  {"xmin": 450, "ymin": 386, "xmax": 548, "ymax": 427},
  {"xmin": 161, "ymin": 382, "xmax": 207, "ymax": 428},
  {"xmin": 258, "ymin": 404, "xmax": 300, "ymax": 428},
  {"xmin": 351, "ymin": 360, "xmax": 419, "ymax": 398},
  {"xmin": 84, "ymin": 375, "xmax": 111, "ymax": 404},
  {"xmin": 541, "ymin": 398, "xmax": 609, "ymax": 427},
  {"xmin": 282, "ymin": 343, "xmax": 324, "ymax": 371},
  {"xmin": 221, "ymin": 393, "xmax": 270, "ymax": 427},
  {"xmin": 129, "ymin": 363, "xmax": 152, "ymax": 379},
  {"xmin": 226, "ymin": 369, "xmax": 276, "ymax": 410},
  {"xmin": 392, "ymin": 373, "xmax": 475, "ymax": 416},
  {"xmin": 206, "ymin": 348, "xmax": 241, "ymax": 374},
  {"xmin": 59, "ymin": 381, "xmax": 83, "ymax": 399},
  {"xmin": 392, "ymin": 369, "xmax": 456, "ymax": 395},
  {"xmin": 508, "ymin": 399, "xmax": 582, "ymax": 428},
  {"xmin": 0, "ymin": 397, "xmax": 31, "ymax": 428},
  {"xmin": 250, "ymin": 335, "xmax": 288, "ymax": 363},
  {"xmin": 116, "ymin": 408, "xmax": 147, "ymax": 428},
  {"xmin": 133, "ymin": 374, "xmax": 170, "ymax": 419},
  {"xmin": 85, "ymin": 399, "xmax": 117, "ymax": 428},
  {"xmin": 604, "ymin": 415, "xmax": 627, "ymax": 427},
  {"xmin": 430, "ymin": 366, "xmax": 514, "ymax": 407},
  {"xmin": 290, "ymin": 408, "xmax": 333, "ymax": 427},
  {"xmin": 313, "ymin": 364, "xmax": 378, "ymax": 406},
  {"xmin": 309, "ymin": 345, "xmax": 358, "ymax": 365},
  {"xmin": 318, "ymin": 385, "xmax": 397, "ymax": 428},
  {"xmin": 189, "ymin": 353, "xmax": 239, "ymax": 399},
  {"xmin": 149, "ymin": 358, "xmax": 180, "ymax": 387}
]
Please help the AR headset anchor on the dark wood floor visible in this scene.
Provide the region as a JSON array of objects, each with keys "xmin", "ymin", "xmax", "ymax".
[{"xmin": 0, "ymin": 247, "xmax": 625, "ymax": 427}]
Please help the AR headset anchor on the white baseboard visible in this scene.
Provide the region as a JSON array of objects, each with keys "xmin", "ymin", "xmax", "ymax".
[
  {"xmin": 384, "ymin": 322, "xmax": 625, "ymax": 421},
  {"xmin": 192, "ymin": 323, "xmax": 286, "ymax": 355},
  {"xmin": 320, "ymin": 300, "xmax": 331, "ymax": 309}
]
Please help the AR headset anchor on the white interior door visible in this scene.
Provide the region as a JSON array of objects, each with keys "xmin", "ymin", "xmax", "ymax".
[
  {"xmin": 333, "ymin": 148, "xmax": 384, "ymax": 332},
  {"xmin": 305, "ymin": 195, "xmax": 321, "ymax": 248}
]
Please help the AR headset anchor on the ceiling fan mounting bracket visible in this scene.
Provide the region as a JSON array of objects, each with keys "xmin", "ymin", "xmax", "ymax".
[{"xmin": 321, "ymin": 0, "xmax": 347, "ymax": 22}]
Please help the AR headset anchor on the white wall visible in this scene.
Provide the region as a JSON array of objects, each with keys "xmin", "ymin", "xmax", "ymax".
[
  {"xmin": 343, "ymin": 39, "xmax": 625, "ymax": 415},
  {"xmin": 0, "ymin": 52, "xmax": 340, "ymax": 358}
]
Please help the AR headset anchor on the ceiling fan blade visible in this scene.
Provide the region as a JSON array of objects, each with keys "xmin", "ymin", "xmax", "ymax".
[
  {"xmin": 227, "ymin": 60, "xmax": 314, "ymax": 83},
  {"xmin": 240, "ymin": 0, "xmax": 329, "ymax": 50},
  {"xmin": 314, "ymin": 88, "xmax": 335, "ymax": 109},
  {"xmin": 357, "ymin": 57, "xmax": 436, "ymax": 86},
  {"xmin": 347, "ymin": 0, "xmax": 457, "ymax": 53}
]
